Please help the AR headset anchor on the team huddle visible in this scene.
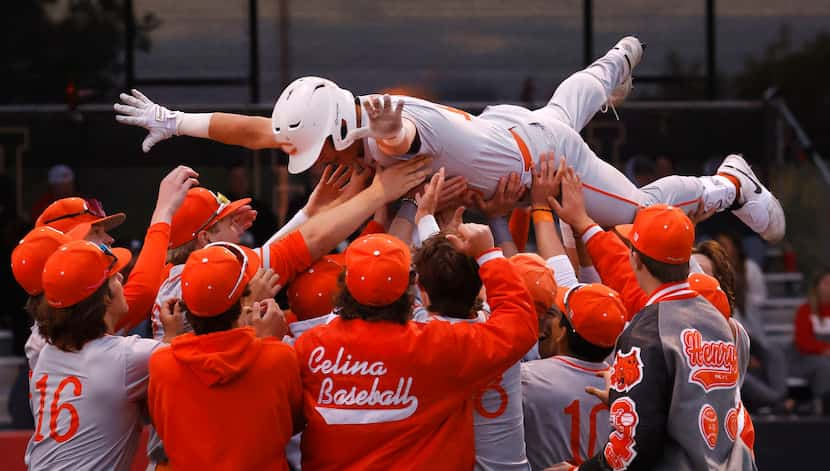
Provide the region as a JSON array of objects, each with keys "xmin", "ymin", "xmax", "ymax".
[{"xmin": 12, "ymin": 36, "xmax": 769, "ymax": 470}]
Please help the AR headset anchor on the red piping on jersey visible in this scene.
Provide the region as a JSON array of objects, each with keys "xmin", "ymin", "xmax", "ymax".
[
  {"xmin": 674, "ymin": 197, "xmax": 702, "ymax": 207},
  {"xmin": 551, "ymin": 356, "xmax": 609, "ymax": 374},
  {"xmin": 581, "ymin": 183, "xmax": 641, "ymax": 207},
  {"xmin": 508, "ymin": 129, "xmax": 534, "ymax": 172}
]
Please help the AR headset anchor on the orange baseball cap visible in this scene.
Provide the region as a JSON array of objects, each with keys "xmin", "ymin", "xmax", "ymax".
[
  {"xmin": 555, "ymin": 283, "xmax": 627, "ymax": 348},
  {"xmin": 169, "ymin": 188, "xmax": 252, "ymax": 249},
  {"xmin": 42, "ymin": 240, "xmax": 132, "ymax": 308},
  {"xmin": 181, "ymin": 242, "xmax": 260, "ymax": 317},
  {"xmin": 510, "ymin": 253, "xmax": 557, "ymax": 311},
  {"xmin": 688, "ymin": 273, "xmax": 731, "ymax": 319},
  {"xmin": 11, "ymin": 224, "xmax": 91, "ymax": 296},
  {"xmin": 36, "ymin": 197, "xmax": 126, "ymax": 233},
  {"xmin": 288, "ymin": 253, "xmax": 345, "ymax": 321},
  {"xmin": 619, "ymin": 204, "xmax": 694, "ymax": 265},
  {"xmin": 345, "ymin": 234, "xmax": 411, "ymax": 307}
]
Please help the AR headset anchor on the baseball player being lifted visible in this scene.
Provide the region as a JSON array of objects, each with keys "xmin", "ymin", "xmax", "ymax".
[{"xmin": 115, "ymin": 36, "xmax": 785, "ymax": 242}]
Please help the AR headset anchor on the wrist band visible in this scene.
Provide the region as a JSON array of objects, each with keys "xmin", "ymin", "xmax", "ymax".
[
  {"xmin": 488, "ymin": 217, "xmax": 512, "ymax": 246},
  {"xmin": 396, "ymin": 199, "xmax": 417, "ymax": 224},
  {"xmin": 532, "ymin": 210, "xmax": 554, "ymax": 224},
  {"xmin": 476, "ymin": 248, "xmax": 504, "ymax": 266}
]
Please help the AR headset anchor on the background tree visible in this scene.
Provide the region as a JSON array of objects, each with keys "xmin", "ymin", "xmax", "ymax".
[{"xmin": 0, "ymin": 0, "xmax": 159, "ymax": 104}]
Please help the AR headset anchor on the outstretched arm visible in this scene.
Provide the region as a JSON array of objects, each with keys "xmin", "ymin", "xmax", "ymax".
[{"xmin": 114, "ymin": 89, "xmax": 279, "ymax": 152}]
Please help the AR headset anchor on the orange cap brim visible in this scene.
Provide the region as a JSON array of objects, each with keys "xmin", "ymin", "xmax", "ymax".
[
  {"xmin": 108, "ymin": 247, "xmax": 133, "ymax": 276},
  {"xmin": 216, "ymin": 198, "xmax": 252, "ymax": 224},
  {"xmin": 92, "ymin": 213, "xmax": 127, "ymax": 231},
  {"xmin": 66, "ymin": 222, "xmax": 92, "ymax": 240},
  {"xmin": 554, "ymin": 286, "xmax": 571, "ymax": 313}
]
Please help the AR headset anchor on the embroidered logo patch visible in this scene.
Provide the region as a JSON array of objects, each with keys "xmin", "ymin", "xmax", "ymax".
[
  {"xmin": 699, "ymin": 404, "xmax": 719, "ymax": 449},
  {"xmin": 610, "ymin": 347, "xmax": 644, "ymax": 393},
  {"xmin": 681, "ymin": 329, "xmax": 739, "ymax": 392},
  {"xmin": 604, "ymin": 397, "xmax": 639, "ymax": 471},
  {"xmin": 725, "ymin": 407, "xmax": 739, "ymax": 442}
]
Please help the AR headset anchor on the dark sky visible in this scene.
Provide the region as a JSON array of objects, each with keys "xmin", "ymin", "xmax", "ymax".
[{"xmin": 117, "ymin": 0, "xmax": 830, "ymax": 103}]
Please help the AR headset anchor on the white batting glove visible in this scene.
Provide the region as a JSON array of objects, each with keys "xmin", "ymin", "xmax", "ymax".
[{"xmin": 114, "ymin": 89, "xmax": 179, "ymax": 153}]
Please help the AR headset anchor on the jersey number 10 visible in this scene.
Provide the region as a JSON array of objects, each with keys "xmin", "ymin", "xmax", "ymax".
[
  {"xmin": 564, "ymin": 399, "xmax": 607, "ymax": 465},
  {"xmin": 33, "ymin": 373, "xmax": 83, "ymax": 443}
]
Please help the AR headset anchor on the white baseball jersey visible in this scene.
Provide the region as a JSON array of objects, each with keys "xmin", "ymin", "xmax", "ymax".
[
  {"xmin": 359, "ymin": 45, "xmax": 715, "ymax": 226},
  {"xmin": 25, "ymin": 335, "xmax": 161, "ymax": 470},
  {"xmin": 521, "ymin": 355, "xmax": 610, "ymax": 471},
  {"xmin": 151, "ymin": 264, "xmax": 187, "ymax": 341},
  {"xmin": 25, "ymin": 324, "xmax": 47, "ymax": 369},
  {"xmin": 361, "ymin": 96, "xmax": 530, "ymax": 199},
  {"xmin": 415, "ymin": 311, "xmax": 530, "ymax": 471}
]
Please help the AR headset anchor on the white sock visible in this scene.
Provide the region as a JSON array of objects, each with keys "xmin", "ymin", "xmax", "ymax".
[{"xmin": 699, "ymin": 175, "xmax": 737, "ymax": 212}]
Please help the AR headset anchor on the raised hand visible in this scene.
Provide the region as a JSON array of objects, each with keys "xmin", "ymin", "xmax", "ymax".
[
  {"xmin": 415, "ymin": 167, "xmax": 446, "ymax": 222},
  {"xmin": 370, "ymin": 155, "xmax": 433, "ymax": 203},
  {"xmin": 152, "ymin": 165, "xmax": 200, "ymax": 224},
  {"xmin": 159, "ymin": 298, "xmax": 186, "ymax": 343},
  {"xmin": 364, "ymin": 94, "xmax": 405, "ymax": 140},
  {"xmin": 242, "ymin": 268, "xmax": 281, "ymax": 307},
  {"xmin": 251, "ymin": 299, "xmax": 289, "ymax": 339},
  {"xmin": 548, "ymin": 164, "xmax": 594, "ymax": 234},
  {"xmin": 305, "ymin": 165, "xmax": 353, "ymax": 216},
  {"xmin": 531, "ymin": 153, "xmax": 563, "ymax": 208},
  {"xmin": 114, "ymin": 89, "xmax": 179, "ymax": 153},
  {"xmin": 437, "ymin": 206, "xmax": 466, "ymax": 234},
  {"xmin": 473, "ymin": 172, "xmax": 526, "ymax": 219},
  {"xmin": 446, "ymin": 223, "xmax": 495, "ymax": 258}
]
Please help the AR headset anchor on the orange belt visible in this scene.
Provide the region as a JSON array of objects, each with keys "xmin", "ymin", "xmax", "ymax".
[{"xmin": 509, "ymin": 128, "xmax": 534, "ymax": 172}]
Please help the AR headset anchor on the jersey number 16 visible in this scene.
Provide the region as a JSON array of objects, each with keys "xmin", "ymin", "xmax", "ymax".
[{"xmin": 32, "ymin": 373, "xmax": 83, "ymax": 443}]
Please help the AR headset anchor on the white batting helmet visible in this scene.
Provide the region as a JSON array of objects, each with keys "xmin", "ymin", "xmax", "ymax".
[{"xmin": 271, "ymin": 77, "xmax": 359, "ymax": 174}]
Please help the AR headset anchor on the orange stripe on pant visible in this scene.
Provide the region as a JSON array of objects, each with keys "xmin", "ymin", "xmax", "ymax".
[{"xmin": 507, "ymin": 129, "xmax": 533, "ymax": 251}]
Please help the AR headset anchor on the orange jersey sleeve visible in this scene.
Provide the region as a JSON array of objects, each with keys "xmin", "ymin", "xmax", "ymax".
[
  {"xmin": 117, "ymin": 222, "xmax": 171, "ymax": 332},
  {"xmin": 584, "ymin": 230, "xmax": 646, "ymax": 319},
  {"xmin": 256, "ymin": 230, "xmax": 313, "ymax": 286},
  {"xmin": 359, "ymin": 220, "xmax": 386, "ymax": 237},
  {"xmin": 428, "ymin": 256, "xmax": 538, "ymax": 391},
  {"xmin": 794, "ymin": 303, "xmax": 830, "ymax": 355}
]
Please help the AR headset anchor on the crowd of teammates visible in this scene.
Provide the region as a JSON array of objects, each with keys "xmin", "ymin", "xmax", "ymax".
[
  {"xmin": 12, "ymin": 151, "xmax": 759, "ymax": 470},
  {"xmin": 10, "ymin": 33, "xmax": 776, "ymax": 471}
]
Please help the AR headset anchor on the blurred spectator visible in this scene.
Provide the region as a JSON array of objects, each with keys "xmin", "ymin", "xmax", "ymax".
[
  {"xmin": 694, "ymin": 237, "xmax": 788, "ymax": 411},
  {"xmin": 655, "ymin": 155, "xmax": 674, "ymax": 179},
  {"xmin": 30, "ymin": 164, "xmax": 78, "ymax": 221},
  {"xmin": 792, "ymin": 269, "xmax": 830, "ymax": 414},
  {"xmin": 225, "ymin": 160, "xmax": 277, "ymax": 247},
  {"xmin": 623, "ymin": 154, "xmax": 656, "ymax": 186}
]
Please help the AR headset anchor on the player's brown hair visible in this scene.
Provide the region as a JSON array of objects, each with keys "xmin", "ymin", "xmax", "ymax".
[
  {"xmin": 633, "ymin": 247, "xmax": 689, "ymax": 283},
  {"xmin": 558, "ymin": 311, "xmax": 615, "ymax": 362},
  {"xmin": 166, "ymin": 224, "xmax": 223, "ymax": 266},
  {"xmin": 24, "ymin": 294, "xmax": 45, "ymax": 323},
  {"xmin": 181, "ymin": 286, "xmax": 251, "ymax": 335},
  {"xmin": 335, "ymin": 272, "xmax": 415, "ymax": 325},
  {"xmin": 38, "ymin": 282, "xmax": 110, "ymax": 353},
  {"xmin": 412, "ymin": 233, "xmax": 483, "ymax": 319},
  {"xmin": 693, "ymin": 240, "xmax": 738, "ymax": 311}
]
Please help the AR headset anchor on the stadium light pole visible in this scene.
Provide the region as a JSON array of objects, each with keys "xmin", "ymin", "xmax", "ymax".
[
  {"xmin": 249, "ymin": 0, "xmax": 260, "ymax": 103},
  {"xmin": 705, "ymin": 0, "xmax": 717, "ymax": 99},
  {"xmin": 583, "ymin": 0, "xmax": 594, "ymax": 67}
]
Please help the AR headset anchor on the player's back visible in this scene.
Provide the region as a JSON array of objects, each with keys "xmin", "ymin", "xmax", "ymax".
[
  {"xmin": 360, "ymin": 95, "xmax": 527, "ymax": 198},
  {"xmin": 26, "ymin": 335, "xmax": 160, "ymax": 471},
  {"xmin": 521, "ymin": 355, "xmax": 610, "ymax": 471},
  {"xmin": 416, "ymin": 312, "xmax": 529, "ymax": 470}
]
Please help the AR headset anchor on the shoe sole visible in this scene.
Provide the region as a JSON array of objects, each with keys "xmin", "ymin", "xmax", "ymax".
[{"xmin": 720, "ymin": 155, "xmax": 786, "ymax": 242}]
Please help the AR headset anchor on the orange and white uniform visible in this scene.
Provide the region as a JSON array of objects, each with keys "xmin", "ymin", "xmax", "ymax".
[{"xmin": 294, "ymin": 251, "xmax": 537, "ymax": 470}]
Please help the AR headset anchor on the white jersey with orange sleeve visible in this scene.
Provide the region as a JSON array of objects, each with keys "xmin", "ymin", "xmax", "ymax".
[
  {"xmin": 24, "ymin": 335, "xmax": 161, "ymax": 470},
  {"xmin": 416, "ymin": 312, "xmax": 530, "ymax": 471},
  {"xmin": 521, "ymin": 355, "xmax": 611, "ymax": 471}
]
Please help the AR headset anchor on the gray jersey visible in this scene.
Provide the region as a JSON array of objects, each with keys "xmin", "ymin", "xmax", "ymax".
[
  {"xmin": 415, "ymin": 311, "xmax": 530, "ymax": 471},
  {"xmin": 521, "ymin": 356, "xmax": 610, "ymax": 471},
  {"xmin": 151, "ymin": 264, "xmax": 187, "ymax": 341},
  {"xmin": 25, "ymin": 335, "xmax": 161, "ymax": 471},
  {"xmin": 360, "ymin": 96, "xmax": 528, "ymax": 199}
]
